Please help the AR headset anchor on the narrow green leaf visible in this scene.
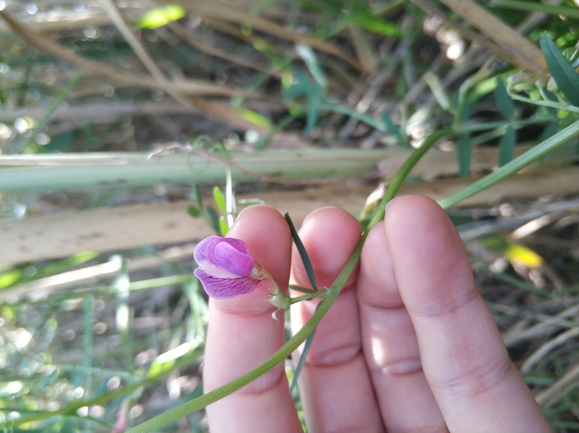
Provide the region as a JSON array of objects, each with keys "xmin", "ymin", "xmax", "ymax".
[
  {"xmin": 283, "ymin": 71, "xmax": 311, "ymax": 101},
  {"xmin": 425, "ymin": 72, "xmax": 451, "ymax": 112},
  {"xmin": 458, "ymin": 98, "xmax": 471, "ymax": 124},
  {"xmin": 0, "ymin": 269, "xmax": 21, "ymax": 290},
  {"xmin": 134, "ymin": 4, "xmax": 186, "ymax": 30},
  {"xmin": 219, "ymin": 217, "xmax": 229, "ymax": 236},
  {"xmin": 381, "ymin": 112, "xmax": 405, "ymax": 143},
  {"xmin": 498, "ymin": 125, "xmax": 516, "ymax": 166},
  {"xmin": 304, "ymin": 84, "xmax": 323, "ymax": 135},
  {"xmin": 234, "ymin": 107, "xmax": 272, "ymax": 129},
  {"xmin": 295, "ymin": 44, "xmax": 327, "ymax": 91},
  {"xmin": 189, "ymin": 184, "xmax": 203, "ymax": 208},
  {"xmin": 495, "ymin": 78, "xmax": 514, "ymax": 120},
  {"xmin": 285, "ymin": 213, "xmax": 317, "ymax": 291},
  {"xmin": 212, "ymin": 186, "xmax": 227, "ymax": 214},
  {"xmin": 540, "ymin": 34, "xmax": 579, "ymax": 106},
  {"xmin": 538, "ymin": 121, "xmax": 558, "ymax": 154},
  {"xmin": 456, "ymin": 133, "xmax": 471, "ymax": 177},
  {"xmin": 205, "ymin": 206, "xmax": 222, "ymax": 235},
  {"xmin": 290, "ymin": 322, "xmax": 317, "ymax": 393},
  {"xmin": 344, "ymin": 0, "xmax": 401, "ymax": 36},
  {"xmin": 187, "ymin": 205, "xmax": 201, "ymax": 218}
]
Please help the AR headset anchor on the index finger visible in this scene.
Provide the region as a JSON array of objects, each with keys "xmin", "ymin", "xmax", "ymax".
[{"xmin": 203, "ymin": 205, "xmax": 301, "ymax": 433}]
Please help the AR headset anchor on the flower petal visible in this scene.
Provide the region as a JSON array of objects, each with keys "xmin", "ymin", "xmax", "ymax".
[
  {"xmin": 210, "ymin": 241, "xmax": 254, "ymax": 277},
  {"xmin": 194, "ymin": 236, "xmax": 254, "ymax": 277},
  {"xmin": 194, "ymin": 269, "xmax": 260, "ymax": 299},
  {"xmin": 193, "ymin": 235, "xmax": 220, "ymax": 267}
]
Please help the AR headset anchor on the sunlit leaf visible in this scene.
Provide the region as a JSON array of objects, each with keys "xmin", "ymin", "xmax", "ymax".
[
  {"xmin": 219, "ymin": 217, "xmax": 229, "ymax": 236},
  {"xmin": 0, "ymin": 269, "xmax": 21, "ymax": 290},
  {"xmin": 235, "ymin": 107, "xmax": 272, "ymax": 129},
  {"xmin": 212, "ymin": 186, "xmax": 227, "ymax": 214},
  {"xmin": 134, "ymin": 5, "xmax": 186, "ymax": 30}
]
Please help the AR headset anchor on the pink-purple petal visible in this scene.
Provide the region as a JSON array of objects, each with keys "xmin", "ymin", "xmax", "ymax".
[
  {"xmin": 193, "ymin": 236, "xmax": 217, "ymax": 266},
  {"xmin": 194, "ymin": 268, "xmax": 260, "ymax": 299},
  {"xmin": 210, "ymin": 242, "xmax": 254, "ymax": 276},
  {"xmin": 194, "ymin": 236, "xmax": 254, "ymax": 276},
  {"xmin": 200, "ymin": 264, "xmax": 241, "ymax": 279}
]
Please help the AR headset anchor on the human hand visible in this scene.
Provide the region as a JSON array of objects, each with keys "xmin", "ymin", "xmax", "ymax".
[{"xmin": 202, "ymin": 195, "xmax": 551, "ymax": 433}]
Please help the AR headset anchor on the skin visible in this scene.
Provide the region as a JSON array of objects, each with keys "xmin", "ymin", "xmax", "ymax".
[{"xmin": 203, "ymin": 195, "xmax": 551, "ymax": 433}]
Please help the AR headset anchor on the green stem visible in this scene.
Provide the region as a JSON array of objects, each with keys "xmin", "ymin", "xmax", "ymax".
[
  {"xmin": 507, "ymin": 92, "xmax": 579, "ymax": 114},
  {"xmin": 124, "ymin": 129, "xmax": 447, "ymax": 433},
  {"xmin": 365, "ymin": 130, "xmax": 453, "ymax": 230},
  {"xmin": 438, "ymin": 119, "xmax": 579, "ymax": 209}
]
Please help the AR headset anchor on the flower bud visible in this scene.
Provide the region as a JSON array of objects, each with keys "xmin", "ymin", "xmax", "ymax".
[{"xmin": 194, "ymin": 236, "xmax": 288, "ymax": 309}]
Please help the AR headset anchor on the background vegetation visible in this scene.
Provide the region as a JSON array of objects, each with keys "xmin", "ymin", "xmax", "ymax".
[{"xmin": 0, "ymin": 0, "xmax": 578, "ymax": 431}]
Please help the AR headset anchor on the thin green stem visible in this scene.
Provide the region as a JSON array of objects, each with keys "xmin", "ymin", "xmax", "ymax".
[
  {"xmin": 508, "ymin": 92, "xmax": 579, "ymax": 114},
  {"xmin": 365, "ymin": 130, "xmax": 453, "ymax": 230}
]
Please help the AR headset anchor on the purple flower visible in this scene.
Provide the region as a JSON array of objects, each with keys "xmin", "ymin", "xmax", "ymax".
[{"xmin": 194, "ymin": 235, "xmax": 281, "ymax": 302}]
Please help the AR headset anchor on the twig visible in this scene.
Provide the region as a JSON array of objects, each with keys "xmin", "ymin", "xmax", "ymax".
[
  {"xmin": 521, "ymin": 327, "xmax": 579, "ymax": 373},
  {"xmin": 99, "ymin": 0, "xmax": 193, "ymax": 109},
  {"xmin": 535, "ymin": 362, "xmax": 579, "ymax": 408},
  {"xmin": 436, "ymin": 0, "xmax": 546, "ymax": 71}
]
